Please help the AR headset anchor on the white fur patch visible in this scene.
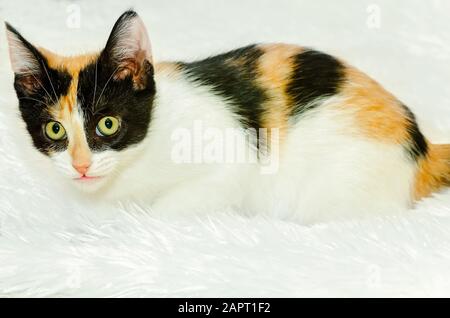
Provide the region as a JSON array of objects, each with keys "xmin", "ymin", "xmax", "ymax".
[{"xmin": 245, "ymin": 104, "xmax": 415, "ymax": 223}]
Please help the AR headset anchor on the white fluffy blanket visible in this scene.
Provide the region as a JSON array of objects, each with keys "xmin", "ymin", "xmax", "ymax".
[{"xmin": 0, "ymin": 0, "xmax": 449, "ymax": 297}]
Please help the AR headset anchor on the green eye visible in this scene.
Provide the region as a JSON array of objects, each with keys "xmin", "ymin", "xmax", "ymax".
[
  {"xmin": 96, "ymin": 116, "xmax": 120, "ymax": 136},
  {"xmin": 45, "ymin": 121, "xmax": 66, "ymax": 141}
]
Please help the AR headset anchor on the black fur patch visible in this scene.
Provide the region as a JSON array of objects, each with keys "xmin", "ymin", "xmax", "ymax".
[
  {"xmin": 287, "ymin": 49, "xmax": 344, "ymax": 117},
  {"xmin": 7, "ymin": 23, "xmax": 73, "ymax": 154},
  {"xmin": 179, "ymin": 44, "xmax": 268, "ymax": 130},
  {"xmin": 77, "ymin": 55, "xmax": 155, "ymax": 152},
  {"xmin": 402, "ymin": 104, "xmax": 428, "ymax": 161}
]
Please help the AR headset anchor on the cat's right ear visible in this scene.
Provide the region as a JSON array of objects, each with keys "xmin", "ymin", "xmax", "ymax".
[
  {"xmin": 5, "ymin": 22, "xmax": 45, "ymax": 95},
  {"xmin": 102, "ymin": 10, "xmax": 154, "ymax": 90}
]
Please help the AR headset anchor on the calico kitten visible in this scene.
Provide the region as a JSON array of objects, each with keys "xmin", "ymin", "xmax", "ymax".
[{"xmin": 5, "ymin": 10, "xmax": 450, "ymax": 223}]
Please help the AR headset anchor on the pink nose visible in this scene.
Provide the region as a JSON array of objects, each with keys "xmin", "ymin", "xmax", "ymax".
[{"xmin": 72, "ymin": 163, "xmax": 90, "ymax": 176}]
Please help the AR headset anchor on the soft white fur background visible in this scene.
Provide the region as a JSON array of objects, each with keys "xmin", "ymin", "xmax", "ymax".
[{"xmin": 0, "ymin": 0, "xmax": 449, "ymax": 297}]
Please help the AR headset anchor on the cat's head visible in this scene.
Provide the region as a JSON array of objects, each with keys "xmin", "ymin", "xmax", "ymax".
[{"xmin": 5, "ymin": 10, "xmax": 155, "ymax": 192}]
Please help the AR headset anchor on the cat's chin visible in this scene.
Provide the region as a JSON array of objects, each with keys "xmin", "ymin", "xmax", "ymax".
[{"xmin": 71, "ymin": 175, "xmax": 110, "ymax": 193}]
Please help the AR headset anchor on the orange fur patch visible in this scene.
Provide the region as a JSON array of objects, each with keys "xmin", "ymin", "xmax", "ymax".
[
  {"xmin": 38, "ymin": 48, "xmax": 99, "ymax": 75},
  {"xmin": 256, "ymin": 44, "xmax": 303, "ymax": 144},
  {"xmin": 337, "ymin": 66, "xmax": 410, "ymax": 144},
  {"xmin": 69, "ymin": 118, "xmax": 92, "ymax": 167},
  {"xmin": 414, "ymin": 144, "xmax": 450, "ymax": 200},
  {"xmin": 155, "ymin": 61, "xmax": 183, "ymax": 78}
]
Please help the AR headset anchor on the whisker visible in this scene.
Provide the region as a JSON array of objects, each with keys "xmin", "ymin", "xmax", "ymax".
[
  {"xmin": 92, "ymin": 59, "xmax": 98, "ymax": 107},
  {"xmin": 41, "ymin": 62, "xmax": 59, "ymax": 104},
  {"xmin": 22, "ymin": 66, "xmax": 57, "ymax": 105},
  {"xmin": 18, "ymin": 97, "xmax": 48, "ymax": 107},
  {"xmin": 94, "ymin": 65, "xmax": 121, "ymax": 109},
  {"xmin": 92, "ymin": 162, "xmax": 117, "ymax": 172}
]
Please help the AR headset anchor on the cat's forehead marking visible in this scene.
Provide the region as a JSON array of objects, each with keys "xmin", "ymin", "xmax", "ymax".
[
  {"xmin": 57, "ymin": 78, "xmax": 78, "ymax": 113},
  {"xmin": 38, "ymin": 48, "xmax": 99, "ymax": 114},
  {"xmin": 38, "ymin": 48, "xmax": 99, "ymax": 75},
  {"xmin": 41, "ymin": 49, "xmax": 99, "ymax": 158}
]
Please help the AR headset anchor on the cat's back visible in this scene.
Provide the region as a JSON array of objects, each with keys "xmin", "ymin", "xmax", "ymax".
[
  {"xmin": 153, "ymin": 44, "xmax": 448, "ymax": 220},
  {"xmin": 158, "ymin": 43, "xmax": 423, "ymax": 156}
]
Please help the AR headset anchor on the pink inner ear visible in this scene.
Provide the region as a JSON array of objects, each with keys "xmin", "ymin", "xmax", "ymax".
[
  {"xmin": 113, "ymin": 57, "xmax": 153, "ymax": 91},
  {"xmin": 113, "ymin": 48, "xmax": 146, "ymax": 76},
  {"xmin": 112, "ymin": 15, "xmax": 153, "ymax": 66},
  {"xmin": 132, "ymin": 16, "xmax": 153, "ymax": 64},
  {"xmin": 109, "ymin": 15, "xmax": 154, "ymax": 90}
]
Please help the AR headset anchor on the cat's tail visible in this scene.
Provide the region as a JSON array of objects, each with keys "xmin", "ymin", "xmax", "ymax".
[{"xmin": 414, "ymin": 143, "xmax": 450, "ymax": 200}]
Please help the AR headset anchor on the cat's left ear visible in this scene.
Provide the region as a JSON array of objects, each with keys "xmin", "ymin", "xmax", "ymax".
[
  {"xmin": 103, "ymin": 10, "xmax": 154, "ymax": 90},
  {"xmin": 5, "ymin": 22, "xmax": 47, "ymax": 95}
]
